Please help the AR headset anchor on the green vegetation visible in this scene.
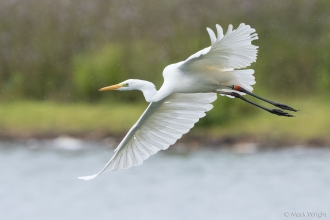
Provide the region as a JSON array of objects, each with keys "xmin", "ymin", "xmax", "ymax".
[
  {"xmin": 0, "ymin": 0, "xmax": 329, "ymax": 140},
  {"xmin": 0, "ymin": 0, "xmax": 329, "ymax": 101},
  {"xmin": 0, "ymin": 98, "xmax": 328, "ymax": 141},
  {"xmin": 0, "ymin": 101, "xmax": 147, "ymax": 136},
  {"xmin": 205, "ymin": 98, "xmax": 330, "ymax": 140}
]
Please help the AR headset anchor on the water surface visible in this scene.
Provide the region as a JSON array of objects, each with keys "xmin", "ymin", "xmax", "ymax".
[{"xmin": 1, "ymin": 138, "xmax": 329, "ymax": 220}]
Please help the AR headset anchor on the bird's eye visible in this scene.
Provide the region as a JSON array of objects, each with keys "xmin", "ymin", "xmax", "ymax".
[{"xmin": 125, "ymin": 83, "xmax": 129, "ymax": 86}]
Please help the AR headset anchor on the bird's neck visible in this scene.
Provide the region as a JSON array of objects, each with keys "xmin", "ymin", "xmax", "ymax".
[
  {"xmin": 136, "ymin": 80, "xmax": 171, "ymax": 103},
  {"xmin": 144, "ymin": 87, "xmax": 173, "ymax": 103},
  {"xmin": 134, "ymin": 81, "xmax": 158, "ymax": 102},
  {"xmin": 141, "ymin": 87, "xmax": 158, "ymax": 102}
]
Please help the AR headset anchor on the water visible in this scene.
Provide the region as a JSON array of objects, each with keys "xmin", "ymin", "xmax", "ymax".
[{"xmin": 1, "ymin": 138, "xmax": 330, "ymax": 220}]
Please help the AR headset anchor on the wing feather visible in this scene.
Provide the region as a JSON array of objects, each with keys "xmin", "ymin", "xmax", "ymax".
[
  {"xmin": 180, "ymin": 23, "xmax": 258, "ymax": 71},
  {"xmin": 78, "ymin": 93, "xmax": 217, "ymax": 180},
  {"xmin": 133, "ymin": 138, "xmax": 151, "ymax": 159}
]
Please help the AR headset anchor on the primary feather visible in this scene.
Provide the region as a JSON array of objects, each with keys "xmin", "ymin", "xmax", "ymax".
[{"xmin": 181, "ymin": 23, "xmax": 258, "ymax": 70}]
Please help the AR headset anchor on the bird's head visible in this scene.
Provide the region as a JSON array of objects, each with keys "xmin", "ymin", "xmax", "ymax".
[{"xmin": 99, "ymin": 79, "xmax": 156, "ymax": 92}]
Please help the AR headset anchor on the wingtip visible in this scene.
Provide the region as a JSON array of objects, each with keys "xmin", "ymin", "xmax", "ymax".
[
  {"xmin": 215, "ymin": 24, "xmax": 223, "ymax": 41},
  {"xmin": 206, "ymin": 27, "xmax": 216, "ymax": 45},
  {"xmin": 78, "ymin": 174, "xmax": 98, "ymax": 181}
]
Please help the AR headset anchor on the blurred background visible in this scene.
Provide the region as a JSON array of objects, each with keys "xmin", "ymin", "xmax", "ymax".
[
  {"xmin": 0, "ymin": 0, "xmax": 330, "ymax": 220},
  {"xmin": 0, "ymin": 0, "xmax": 329, "ymax": 140}
]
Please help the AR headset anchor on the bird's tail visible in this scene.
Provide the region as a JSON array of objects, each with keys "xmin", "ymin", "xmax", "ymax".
[
  {"xmin": 229, "ymin": 69, "xmax": 256, "ymax": 92},
  {"xmin": 217, "ymin": 69, "xmax": 256, "ymax": 98}
]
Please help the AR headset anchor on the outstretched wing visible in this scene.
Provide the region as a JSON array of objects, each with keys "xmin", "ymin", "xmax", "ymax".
[
  {"xmin": 180, "ymin": 23, "xmax": 258, "ymax": 71},
  {"xmin": 78, "ymin": 93, "xmax": 217, "ymax": 180}
]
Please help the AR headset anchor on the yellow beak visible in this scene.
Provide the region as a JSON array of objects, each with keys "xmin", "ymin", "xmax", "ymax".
[{"xmin": 99, "ymin": 84, "xmax": 123, "ymax": 91}]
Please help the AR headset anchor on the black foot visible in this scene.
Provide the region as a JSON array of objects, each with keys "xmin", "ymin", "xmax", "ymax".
[
  {"xmin": 273, "ymin": 103, "xmax": 298, "ymax": 112},
  {"xmin": 269, "ymin": 109, "xmax": 294, "ymax": 117}
]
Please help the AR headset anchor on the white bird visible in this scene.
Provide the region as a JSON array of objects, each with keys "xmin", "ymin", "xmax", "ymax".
[{"xmin": 79, "ymin": 23, "xmax": 297, "ymax": 181}]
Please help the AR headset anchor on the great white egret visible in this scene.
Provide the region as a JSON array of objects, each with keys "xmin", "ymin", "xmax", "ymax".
[{"xmin": 79, "ymin": 23, "xmax": 297, "ymax": 180}]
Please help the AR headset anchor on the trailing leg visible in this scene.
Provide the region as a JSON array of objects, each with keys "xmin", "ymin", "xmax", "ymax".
[
  {"xmin": 231, "ymin": 85, "xmax": 298, "ymax": 112},
  {"xmin": 218, "ymin": 91, "xmax": 294, "ymax": 117}
]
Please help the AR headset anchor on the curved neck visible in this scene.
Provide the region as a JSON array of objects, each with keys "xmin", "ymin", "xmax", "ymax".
[
  {"xmin": 132, "ymin": 80, "xmax": 171, "ymax": 103},
  {"xmin": 141, "ymin": 87, "xmax": 158, "ymax": 102},
  {"xmin": 132, "ymin": 80, "xmax": 158, "ymax": 102},
  {"xmin": 141, "ymin": 84, "xmax": 173, "ymax": 102}
]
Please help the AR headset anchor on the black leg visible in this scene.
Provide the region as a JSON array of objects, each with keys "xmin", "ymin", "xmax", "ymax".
[
  {"xmin": 219, "ymin": 92, "xmax": 294, "ymax": 117},
  {"xmin": 231, "ymin": 85, "xmax": 298, "ymax": 112}
]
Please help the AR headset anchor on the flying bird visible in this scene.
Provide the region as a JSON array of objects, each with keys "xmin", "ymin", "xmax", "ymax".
[{"xmin": 79, "ymin": 23, "xmax": 297, "ymax": 180}]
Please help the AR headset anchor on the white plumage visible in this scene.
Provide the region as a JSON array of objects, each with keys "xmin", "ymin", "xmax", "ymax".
[
  {"xmin": 79, "ymin": 23, "xmax": 259, "ymax": 180},
  {"xmin": 183, "ymin": 23, "xmax": 258, "ymax": 70}
]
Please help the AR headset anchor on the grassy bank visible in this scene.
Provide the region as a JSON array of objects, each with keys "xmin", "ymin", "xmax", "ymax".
[
  {"xmin": 0, "ymin": 101, "xmax": 147, "ymax": 138},
  {"xmin": 205, "ymin": 98, "xmax": 330, "ymax": 140},
  {"xmin": 0, "ymin": 98, "xmax": 329, "ymax": 144}
]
